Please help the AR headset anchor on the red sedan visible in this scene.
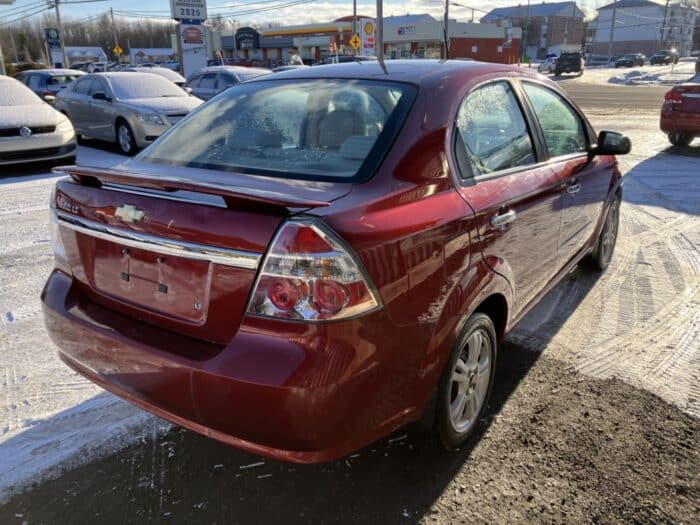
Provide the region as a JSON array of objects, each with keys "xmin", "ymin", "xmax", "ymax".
[
  {"xmin": 42, "ymin": 60, "xmax": 630, "ymax": 463},
  {"xmin": 661, "ymin": 74, "xmax": 700, "ymax": 147}
]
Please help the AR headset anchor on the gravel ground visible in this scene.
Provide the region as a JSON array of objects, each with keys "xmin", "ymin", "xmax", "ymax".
[
  {"xmin": 0, "ymin": 104, "xmax": 698, "ymax": 521},
  {"xmin": 0, "ymin": 348, "xmax": 697, "ymax": 524}
]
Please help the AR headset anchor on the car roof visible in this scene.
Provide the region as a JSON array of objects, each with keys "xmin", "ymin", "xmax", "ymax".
[
  {"xmin": 253, "ymin": 59, "xmax": 531, "ymax": 87},
  {"xmin": 27, "ymin": 68, "xmax": 86, "ymax": 76},
  {"xmin": 196, "ymin": 66, "xmax": 270, "ymax": 74}
]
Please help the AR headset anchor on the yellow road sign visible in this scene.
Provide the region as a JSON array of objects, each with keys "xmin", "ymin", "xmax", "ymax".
[
  {"xmin": 113, "ymin": 45, "xmax": 123, "ymax": 56},
  {"xmin": 350, "ymin": 34, "xmax": 361, "ymax": 50}
]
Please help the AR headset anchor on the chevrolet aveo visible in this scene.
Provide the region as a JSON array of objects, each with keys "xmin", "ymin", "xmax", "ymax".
[{"xmin": 42, "ymin": 61, "xmax": 631, "ymax": 462}]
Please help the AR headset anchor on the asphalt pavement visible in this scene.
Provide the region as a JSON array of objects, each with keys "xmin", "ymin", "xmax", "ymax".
[{"xmin": 556, "ymin": 80, "xmax": 668, "ymax": 112}]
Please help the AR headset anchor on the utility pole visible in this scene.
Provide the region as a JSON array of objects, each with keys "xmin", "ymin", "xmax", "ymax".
[
  {"xmin": 376, "ymin": 0, "xmax": 386, "ymax": 72},
  {"xmin": 523, "ymin": 0, "xmax": 530, "ymax": 61},
  {"xmin": 53, "ymin": 0, "xmax": 68, "ymax": 67},
  {"xmin": 352, "ymin": 0, "xmax": 357, "ymax": 56},
  {"xmin": 9, "ymin": 30, "xmax": 19, "ymax": 63},
  {"xmin": 471, "ymin": 8, "xmax": 474, "ymax": 23},
  {"xmin": 443, "ymin": 0, "xmax": 450, "ymax": 59},
  {"xmin": 110, "ymin": 7, "xmax": 120, "ymax": 66},
  {"xmin": 606, "ymin": 4, "xmax": 617, "ymax": 65},
  {"xmin": 659, "ymin": 0, "xmax": 670, "ymax": 50}
]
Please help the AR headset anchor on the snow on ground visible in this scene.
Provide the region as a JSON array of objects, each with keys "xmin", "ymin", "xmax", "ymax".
[
  {"xmin": 536, "ymin": 61, "xmax": 697, "ymax": 86},
  {"xmin": 0, "ymin": 145, "xmax": 154, "ymax": 502},
  {"xmin": 0, "ymin": 121, "xmax": 698, "ymax": 502}
]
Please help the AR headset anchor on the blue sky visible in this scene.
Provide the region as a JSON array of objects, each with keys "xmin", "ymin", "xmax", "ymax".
[{"xmin": 0, "ymin": 0, "xmax": 619, "ymax": 27}]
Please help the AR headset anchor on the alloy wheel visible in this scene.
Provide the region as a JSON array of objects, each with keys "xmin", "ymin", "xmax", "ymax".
[
  {"xmin": 118, "ymin": 124, "xmax": 133, "ymax": 154},
  {"xmin": 448, "ymin": 328, "xmax": 492, "ymax": 434},
  {"xmin": 600, "ymin": 199, "xmax": 619, "ymax": 265}
]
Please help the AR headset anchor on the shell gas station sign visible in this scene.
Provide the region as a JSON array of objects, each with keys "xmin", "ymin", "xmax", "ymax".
[{"xmin": 360, "ymin": 19, "xmax": 376, "ymax": 57}]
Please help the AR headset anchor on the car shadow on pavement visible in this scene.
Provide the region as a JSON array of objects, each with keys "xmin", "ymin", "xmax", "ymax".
[
  {"xmin": 0, "ymin": 162, "xmax": 65, "ymax": 184},
  {"xmin": 622, "ymin": 146, "xmax": 700, "ymax": 216},
  {"xmin": 0, "ymin": 270, "xmax": 606, "ymax": 523}
]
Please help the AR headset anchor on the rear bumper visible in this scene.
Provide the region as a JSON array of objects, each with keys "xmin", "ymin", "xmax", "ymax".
[
  {"xmin": 42, "ymin": 270, "xmax": 417, "ymax": 463},
  {"xmin": 660, "ymin": 110, "xmax": 700, "ymax": 134}
]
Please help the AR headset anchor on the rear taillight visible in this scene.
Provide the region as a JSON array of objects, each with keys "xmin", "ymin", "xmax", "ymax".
[
  {"xmin": 663, "ymin": 89, "xmax": 683, "ymax": 109},
  {"xmin": 247, "ymin": 220, "xmax": 381, "ymax": 322},
  {"xmin": 48, "ymin": 187, "xmax": 68, "ymax": 264}
]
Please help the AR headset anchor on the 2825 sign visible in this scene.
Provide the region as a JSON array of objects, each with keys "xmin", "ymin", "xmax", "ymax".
[{"xmin": 180, "ymin": 7, "xmax": 202, "ymax": 17}]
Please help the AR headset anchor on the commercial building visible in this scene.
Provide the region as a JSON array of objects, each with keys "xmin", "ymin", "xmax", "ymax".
[
  {"xmin": 221, "ymin": 14, "xmax": 522, "ymax": 66},
  {"xmin": 129, "ymin": 48, "xmax": 176, "ymax": 64},
  {"xmin": 481, "ymin": 1, "xmax": 584, "ymax": 59},
  {"xmin": 64, "ymin": 47, "xmax": 107, "ymax": 65},
  {"xmin": 590, "ymin": 0, "xmax": 698, "ymax": 58}
]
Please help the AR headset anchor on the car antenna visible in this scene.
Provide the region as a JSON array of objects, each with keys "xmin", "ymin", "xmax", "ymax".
[{"xmin": 376, "ymin": 0, "xmax": 388, "ymax": 74}]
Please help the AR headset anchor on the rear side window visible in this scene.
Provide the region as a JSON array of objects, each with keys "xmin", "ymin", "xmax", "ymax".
[
  {"xmin": 74, "ymin": 78, "xmax": 93, "ymax": 95},
  {"xmin": 454, "ymin": 81, "xmax": 535, "ymax": 177},
  {"xmin": 522, "ymin": 83, "xmax": 587, "ymax": 158},
  {"xmin": 27, "ymin": 75, "xmax": 43, "ymax": 90},
  {"xmin": 138, "ymin": 79, "xmax": 417, "ymax": 182},
  {"xmin": 199, "ymin": 73, "xmax": 217, "ymax": 89}
]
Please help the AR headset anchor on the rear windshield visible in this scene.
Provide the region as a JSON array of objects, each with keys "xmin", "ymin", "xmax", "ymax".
[
  {"xmin": 0, "ymin": 81, "xmax": 41, "ymax": 106},
  {"xmin": 109, "ymin": 75, "xmax": 187, "ymax": 99},
  {"xmin": 138, "ymin": 79, "xmax": 417, "ymax": 181}
]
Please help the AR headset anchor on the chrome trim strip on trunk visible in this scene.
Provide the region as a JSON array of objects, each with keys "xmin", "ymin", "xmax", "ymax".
[{"xmin": 55, "ymin": 210, "xmax": 262, "ymax": 270}]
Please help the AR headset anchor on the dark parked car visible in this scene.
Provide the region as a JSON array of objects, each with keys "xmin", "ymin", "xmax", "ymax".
[
  {"xmin": 43, "ymin": 60, "xmax": 630, "ymax": 462},
  {"xmin": 16, "ymin": 68, "xmax": 85, "ymax": 103},
  {"xmin": 615, "ymin": 53, "xmax": 645, "ymax": 68},
  {"xmin": 184, "ymin": 65, "xmax": 270, "ymax": 100},
  {"xmin": 661, "ymin": 73, "xmax": 700, "ymax": 147},
  {"xmin": 555, "ymin": 52, "xmax": 584, "ymax": 75},
  {"xmin": 650, "ymin": 49, "xmax": 679, "ymax": 65},
  {"xmin": 695, "ymin": 56, "xmax": 700, "ymax": 74}
]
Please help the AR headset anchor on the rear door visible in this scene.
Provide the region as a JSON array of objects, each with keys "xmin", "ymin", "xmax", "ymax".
[
  {"xmin": 85, "ymin": 76, "xmax": 115, "ymax": 140},
  {"xmin": 520, "ymin": 81, "xmax": 611, "ymax": 264},
  {"xmin": 65, "ymin": 76, "xmax": 95, "ymax": 133},
  {"xmin": 454, "ymin": 80, "xmax": 563, "ymax": 318}
]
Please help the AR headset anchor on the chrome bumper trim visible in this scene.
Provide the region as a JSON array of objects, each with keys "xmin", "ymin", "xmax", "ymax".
[{"xmin": 55, "ymin": 210, "xmax": 262, "ymax": 270}]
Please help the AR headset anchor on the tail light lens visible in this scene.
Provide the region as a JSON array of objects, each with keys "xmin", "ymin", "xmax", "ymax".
[
  {"xmin": 48, "ymin": 187, "xmax": 68, "ymax": 266},
  {"xmin": 247, "ymin": 220, "xmax": 381, "ymax": 322},
  {"xmin": 663, "ymin": 89, "xmax": 683, "ymax": 109}
]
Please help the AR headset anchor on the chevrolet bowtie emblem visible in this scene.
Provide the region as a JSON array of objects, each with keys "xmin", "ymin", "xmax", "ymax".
[{"xmin": 114, "ymin": 204, "xmax": 146, "ymax": 224}]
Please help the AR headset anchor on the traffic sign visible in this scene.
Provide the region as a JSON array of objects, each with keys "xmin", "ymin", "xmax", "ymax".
[
  {"xmin": 113, "ymin": 45, "xmax": 123, "ymax": 56},
  {"xmin": 350, "ymin": 34, "xmax": 361, "ymax": 50}
]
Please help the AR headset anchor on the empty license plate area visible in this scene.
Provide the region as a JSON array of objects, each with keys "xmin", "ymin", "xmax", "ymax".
[{"xmin": 92, "ymin": 237, "xmax": 212, "ymax": 324}]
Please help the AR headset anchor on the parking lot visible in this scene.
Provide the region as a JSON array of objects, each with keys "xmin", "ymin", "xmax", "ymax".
[{"xmin": 0, "ymin": 75, "xmax": 697, "ymax": 523}]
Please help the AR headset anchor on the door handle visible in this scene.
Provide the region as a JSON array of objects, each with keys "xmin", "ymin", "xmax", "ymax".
[
  {"xmin": 490, "ymin": 209, "xmax": 516, "ymax": 229},
  {"xmin": 566, "ymin": 183, "xmax": 581, "ymax": 195}
]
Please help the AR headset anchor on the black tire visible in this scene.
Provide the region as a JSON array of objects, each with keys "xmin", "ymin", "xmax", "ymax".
[
  {"xmin": 589, "ymin": 193, "xmax": 620, "ymax": 272},
  {"xmin": 116, "ymin": 120, "xmax": 137, "ymax": 155},
  {"xmin": 436, "ymin": 313, "xmax": 497, "ymax": 450},
  {"xmin": 668, "ymin": 132, "xmax": 693, "ymax": 147}
]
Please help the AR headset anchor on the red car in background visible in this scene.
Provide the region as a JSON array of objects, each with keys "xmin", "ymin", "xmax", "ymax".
[
  {"xmin": 661, "ymin": 74, "xmax": 700, "ymax": 147},
  {"xmin": 42, "ymin": 61, "xmax": 630, "ymax": 463}
]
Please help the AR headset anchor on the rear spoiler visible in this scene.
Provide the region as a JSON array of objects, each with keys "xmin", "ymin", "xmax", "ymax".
[{"xmin": 53, "ymin": 166, "xmax": 331, "ymax": 211}]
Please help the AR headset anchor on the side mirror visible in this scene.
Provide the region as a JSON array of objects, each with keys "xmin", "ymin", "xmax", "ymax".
[
  {"xmin": 43, "ymin": 94, "xmax": 56, "ymax": 104},
  {"xmin": 593, "ymin": 131, "xmax": 631, "ymax": 156},
  {"xmin": 92, "ymin": 91, "xmax": 111, "ymax": 102}
]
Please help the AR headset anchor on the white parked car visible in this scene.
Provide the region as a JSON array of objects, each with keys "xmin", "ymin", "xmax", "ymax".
[
  {"xmin": 87, "ymin": 62, "xmax": 109, "ymax": 73},
  {"xmin": 538, "ymin": 57, "xmax": 558, "ymax": 74},
  {"xmin": 0, "ymin": 76, "xmax": 77, "ymax": 167}
]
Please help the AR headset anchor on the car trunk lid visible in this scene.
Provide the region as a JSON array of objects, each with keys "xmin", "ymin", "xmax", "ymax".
[{"xmin": 53, "ymin": 164, "xmax": 351, "ymax": 344}]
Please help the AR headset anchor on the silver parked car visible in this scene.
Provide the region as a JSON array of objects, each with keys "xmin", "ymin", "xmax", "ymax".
[
  {"xmin": 16, "ymin": 68, "xmax": 86, "ymax": 104},
  {"xmin": 184, "ymin": 66, "xmax": 270, "ymax": 101},
  {"xmin": 125, "ymin": 67, "xmax": 186, "ymax": 87},
  {"xmin": 55, "ymin": 72, "xmax": 203, "ymax": 155},
  {"xmin": 0, "ymin": 76, "xmax": 77, "ymax": 167}
]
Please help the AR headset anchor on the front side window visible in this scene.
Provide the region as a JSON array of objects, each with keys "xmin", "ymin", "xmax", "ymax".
[
  {"xmin": 137, "ymin": 79, "xmax": 416, "ymax": 181},
  {"xmin": 522, "ymin": 83, "xmax": 588, "ymax": 158},
  {"xmin": 198, "ymin": 73, "xmax": 217, "ymax": 90},
  {"xmin": 74, "ymin": 77, "xmax": 93, "ymax": 95},
  {"xmin": 455, "ymin": 81, "xmax": 536, "ymax": 177}
]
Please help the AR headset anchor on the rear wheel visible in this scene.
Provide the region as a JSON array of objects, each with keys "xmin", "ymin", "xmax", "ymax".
[
  {"xmin": 668, "ymin": 132, "xmax": 693, "ymax": 147},
  {"xmin": 116, "ymin": 120, "xmax": 137, "ymax": 155},
  {"xmin": 436, "ymin": 313, "xmax": 497, "ymax": 450},
  {"xmin": 589, "ymin": 194, "xmax": 620, "ymax": 272}
]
